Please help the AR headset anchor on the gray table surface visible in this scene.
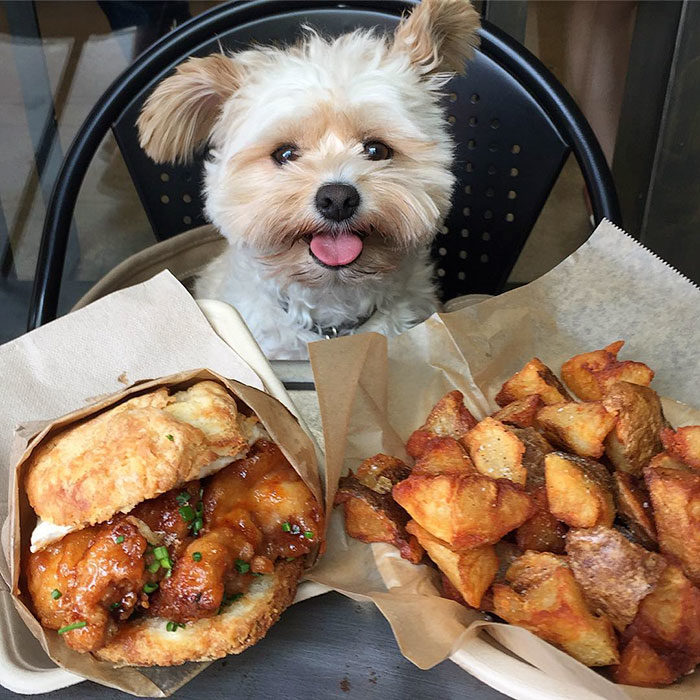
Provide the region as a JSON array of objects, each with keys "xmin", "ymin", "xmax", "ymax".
[{"xmin": 1, "ymin": 593, "xmax": 507, "ymax": 699}]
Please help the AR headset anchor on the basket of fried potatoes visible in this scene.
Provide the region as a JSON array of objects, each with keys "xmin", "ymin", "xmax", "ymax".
[{"xmin": 334, "ymin": 341, "xmax": 700, "ymax": 688}]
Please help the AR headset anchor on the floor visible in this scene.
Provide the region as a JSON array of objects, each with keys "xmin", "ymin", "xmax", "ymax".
[{"xmin": 0, "ymin": 1, "xmax": 595, "ymax": 345}]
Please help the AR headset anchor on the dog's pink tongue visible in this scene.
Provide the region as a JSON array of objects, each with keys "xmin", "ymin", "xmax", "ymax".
[{"xmin": 310, "ymin": 232, "xmax": 363, "ymax": 266}]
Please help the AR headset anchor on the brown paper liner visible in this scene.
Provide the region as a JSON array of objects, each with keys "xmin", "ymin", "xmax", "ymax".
[
  {"xmin": 7, "ymin": 369, "xmax": 322, "ymax": 697},
  {"xmin": 307, "ymin": 220, "xmax": 700, "ymax": 699}
]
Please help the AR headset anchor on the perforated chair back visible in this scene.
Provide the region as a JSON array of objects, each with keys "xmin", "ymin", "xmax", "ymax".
[{"xmin": 29, "ymin": 0, "xmax": 619, "ymax": 329}]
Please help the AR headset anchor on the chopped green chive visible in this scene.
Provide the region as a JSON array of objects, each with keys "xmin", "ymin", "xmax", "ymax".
[
  {"xmin": 281, "ymin": 522, "xmax": 291, "ymax": 532},
  {"xmin": 286, "ymin": 557, "xmax": 295, "ymax": 562},
  {"xmin": 143, "ymin": 582, "xmax": 159, "ymax": 594},
  {"xmin": 195, "ymin": 501, "xmax": 204, "ymax": 516},
  {"xmin": 179, "ymin": 505, "xmax": 195, "ymax": 522},
  {"xmin": 199, "ymin": 487, "xmax": 204, "ymax": 499},
  {"xmin": 304, "ymin": 531, "xmax": 314, "ymax": 539},
  {"xmin": 110, "ymin": 602, "xmax": 120, "ymax": 611},
  {"xmin": 191, "ymin": 518, "xmax": 203, "ymax": 535},
  {"xmin": 147, "ymin": 561, "xmax": 161, "ymax": 574},
  {"xmin": 51, "ymin": 589, "xmax": 62, "ymax": 600},
  {"xmin": 160, "ymin": 556, "xmax": 172, "ymax": 570},
  {"xmin": 115, "ymin": 535, "xmax": 125, "ymax": 544},
  {"xmin": 252, "ymin": 572, "xmax": 263, "ymax": 577},
  {"xmin": 153, "ymin": 546, "xmax": 168, "ymax": 560},
  {"xmin": 165, "ymin": 621, "xmax": 185, "ymax": 632},
  {"xmin": 176, "ymin": 491, "xmax": 190, "ymax": 505},
  {"xmin": 164, "ymin": 569, "xmax": 172, "ymax": 579},
  {"xmin": 58, "ymin": 621, "xmax": 86, "ymax": 635},
  {"xmin": 192, "ymin": 552, "xmax": 202, "ymax": 562},
  {"xmin": 165, "ymin": 434, "xmax": 174, "ymax": 441},
  {"xmin": 235, "ymin": 559, "xmax": 250, "ymax": 574}
]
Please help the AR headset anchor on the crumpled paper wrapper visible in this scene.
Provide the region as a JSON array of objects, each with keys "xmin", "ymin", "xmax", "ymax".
[
  {"xmin": 0, "ymin": 274, "xmax": 321, "ymax": 696},
  {"xmin": 308, "ymin": 220, "xmax": 700, "ymax": 700}
]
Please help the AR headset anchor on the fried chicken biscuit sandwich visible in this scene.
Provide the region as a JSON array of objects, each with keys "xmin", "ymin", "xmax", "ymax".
[{"xmin": 19, "ymin": 379, "xmax": 323, "ymax": 667}]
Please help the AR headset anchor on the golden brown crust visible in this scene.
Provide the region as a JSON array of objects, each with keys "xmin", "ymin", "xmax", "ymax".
[
  {"xmin": 25, "ymin": 382, "xmax": 251, "ymax": 529},
  {"xmin": 95, "ymin": 559, "xmax": 303, "ymax": 667}
]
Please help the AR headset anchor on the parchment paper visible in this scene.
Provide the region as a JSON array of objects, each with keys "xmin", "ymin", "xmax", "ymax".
[
  {"xmin": 0, "ymin": 274, "xmax": 321, "ymax": 696},
  {"xmin": 308, "ymin": 220, "xmax": 700, "ymax": 700}
]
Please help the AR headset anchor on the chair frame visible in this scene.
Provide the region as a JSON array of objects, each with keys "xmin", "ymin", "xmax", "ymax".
[{"xmin": 28, "ymin": 0, "xmax": 620, "ymax": 331}]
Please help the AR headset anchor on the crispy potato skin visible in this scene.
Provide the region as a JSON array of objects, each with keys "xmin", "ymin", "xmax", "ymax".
[
  {"xmin": 614, "ymin": 636, "xmax": 678, "ymax": 686},
  {"xmin": 355, "ymin": 454, "xmax": 411, "ymax": 494},
  {"xmin": 565, "ymin": 526, "xmax": 666, "ymax": 631},
  {"xmin": 507, "ymin": 427, "xmax": 554, "ymax": 491},
  {"xmin": 645, "ymin": 465, "xmax": 700, "ymax": 586},
  {"xmin": 618, "ymin": 564, "xmax": 700, "ymax": 685},
  {"xmin": 464, "ymin": 417, "xmax": 527, "ymax": 485},
  {"xmin": 495, "ymin": 358, "xmax": 573, "ymax": 407},
  {"xmin": 492, "ymin": 552, "xmax": 619, "ymax": 667},
  {"xmin": 602, "ymin": 381, "xmax": 666, "ymax": 476},
  {"xmin": 335, "ymin": 469, "xmax": 422, "ymax": 564},
  {"xmin": 406, "ymin": 521, "xmax": 497, "ymax": 608},
  {"xmin": 661, "ymin": 426, "xmax": 700, "ymax": 471},
  {"xmin": 535, "ymin": 401, "xmax": 616, "ymax": 459},
  {"xmin": 561, "ymin": 341, "xmax": 654, "ymax": 402},
  {"xmin": 516, "ymin": 487, "xmax": 566, "ymax": 554},
  {"xmin": 491, "ymin": 395, "xmax": 544, "ymax": 428},
  {"xmin": 544, "ymin": 452, "xmax": 615, "ymax": 528},
  {"xmin": 613, "ymin": 472, "xmax": 657, "ymax": 548},
  {"xmin": 393, "ymin": 473, "xmax": 534, "ymax": 550},
  {"xmin": 406, "ymin": 391, "xmax": 477, "ymax": 459}
]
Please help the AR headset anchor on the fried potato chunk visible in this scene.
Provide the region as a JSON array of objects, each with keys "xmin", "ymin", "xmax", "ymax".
[
  {"xmin": 412, "ymin": 437, "xmax": 476, "ymax": 477},
  {"xmin": 535, "ymin": 401, "xmax": 616, "ymax": 459},
  {"xmin": 645, "ymin": 465, "xmax": 700, "ymax": 586},
  {"xmin": 406, "ymin": 391, "xmax": 478, "ymax": 459},
  {"xmin": 495, "ymin": 358, "xmax": 573, "ymax": 407},
  {"xmin": 602, "ymin": 382, "xmax": 666, "ymax": 476},
  {"xmin": 406, "ymin": 520, "xmax": 497, "ymax": 608},
  {"xmin": 648, "ymin": 451, "xmax": 690, "ymax": 472},
  {"xmin": 561, "ymin": 341, "xmax": 654, "ymax": 402},
  {"xmin": 508, "ymin": 427, "xmax": 554, "ymax": 490},
  {"xmin": 618, "ymin": 564, "xmax": 700, "ymax": 685},
  {"xmin": 613, "ymin": 472, "xmax": 657, "ymax": 548},
  {"xmin": 544, "ymin": 452, "xmax": 614, "ymax": 528},
  {"xmin": 392, "ymin": 473, "xmax": 534, "ymax": 550},
  {"xmin": 355, "ymin": 453, "xmax": 411, "ymax": 494},
  {"xmin": 492, "ymin": 551, "xmax": 619, "ymax": 667},
  {"xmin": 614, "ymin": 636, "xmax": 677, "ymax": 687},
  {"xmin": 661, "ymin": 425, "xmax": 700, "ymax": 471},
  {"xmin": 335, "ymin": 466, "xmax": 423, "ymax": 564},
  {"xmin": 491, "ymin": 395, "xmax": 543, "ymax": 428},
  {"xmin": 566, "ymin": 526, "xmax": 666, "ymax": 631},
  {"xmin": 516, "ymin": 487, "xmax": 566, "ymax": 554},
  {"xmin": 464, "ymin": 417, "xmax": 527, "ymax": 485}
]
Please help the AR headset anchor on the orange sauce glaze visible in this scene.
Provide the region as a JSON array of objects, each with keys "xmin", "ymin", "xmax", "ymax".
[{"xmin": 26, "ymin": 440, "xmax": 321, "ymax": 652}]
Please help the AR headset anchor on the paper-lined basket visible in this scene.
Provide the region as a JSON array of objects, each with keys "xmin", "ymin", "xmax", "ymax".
[{"xmin": 308, "ymin": 220, "xmax": 700, "ymax": 700}]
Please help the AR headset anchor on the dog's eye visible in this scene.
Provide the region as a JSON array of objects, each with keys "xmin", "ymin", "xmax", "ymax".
[
  {"xmin": 363, "ymin": 141, "xmax": 392, "ymax": 161},
  {"xmin": 271, "ymin": 145, "xmax": 299, "ymax": 165}
]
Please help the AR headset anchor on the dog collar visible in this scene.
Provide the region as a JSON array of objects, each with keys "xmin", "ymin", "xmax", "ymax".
[{"xmin": 279, "ymin": 299, "xmax": 376, "ymax": 340}]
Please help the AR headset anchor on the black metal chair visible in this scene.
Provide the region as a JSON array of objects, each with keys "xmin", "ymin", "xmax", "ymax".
[{"xmin": 28, "ymin": 0, "xmax": 620, "ymax": 331}]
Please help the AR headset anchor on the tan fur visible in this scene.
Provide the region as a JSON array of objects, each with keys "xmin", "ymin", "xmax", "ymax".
[
  {"xmin": 392, "ymin": 0, "xmax": 481, "ymax": 75},
  {"xmin": 137, "ymin": 54, "xmax": 243, "ymax": 164}
]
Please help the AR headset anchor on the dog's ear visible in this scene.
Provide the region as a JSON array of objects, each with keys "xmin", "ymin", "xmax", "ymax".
[
  {"xmin": 392, "ymin": 0, "xmax": 480, "ymax": 76},
  {"xmin": 137, "ymin": 54, "xmax": 242, "ymax": 164}
]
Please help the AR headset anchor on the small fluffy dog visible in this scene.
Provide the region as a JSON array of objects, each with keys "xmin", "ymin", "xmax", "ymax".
[{"xmin": 138, "ymin": 0, "xmax": 480, "ymax": 358}]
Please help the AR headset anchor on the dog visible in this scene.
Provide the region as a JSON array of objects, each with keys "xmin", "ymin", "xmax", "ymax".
[{"xmin": 137, "ymin": 0, "xmax": 480, "ymax": 358}]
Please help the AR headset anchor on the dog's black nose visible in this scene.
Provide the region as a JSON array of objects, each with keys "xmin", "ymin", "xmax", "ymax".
[{"xmin": 315, "ymin": 183, "xmax": 360, "ymax": 222}]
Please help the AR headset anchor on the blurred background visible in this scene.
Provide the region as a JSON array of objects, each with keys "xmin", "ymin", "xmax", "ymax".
[{"xmin": 1, "ymin": 0, "xmax": 698, "ymax": 344}]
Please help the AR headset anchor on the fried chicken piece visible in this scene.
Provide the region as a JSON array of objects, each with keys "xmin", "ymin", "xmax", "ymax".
[{"xmin": 27, "ymin": 518, "xmax": 148, "ymax": 652}]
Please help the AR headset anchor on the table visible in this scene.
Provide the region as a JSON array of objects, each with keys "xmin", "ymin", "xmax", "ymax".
[{"xmin": 1, "ymin": 593, "xmax": 506, "ymax": 699}]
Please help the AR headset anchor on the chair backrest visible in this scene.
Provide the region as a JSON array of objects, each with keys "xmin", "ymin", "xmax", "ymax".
[{"xmin": 29, "ymin": 0, "xmax": 619, "ymax": 329}]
